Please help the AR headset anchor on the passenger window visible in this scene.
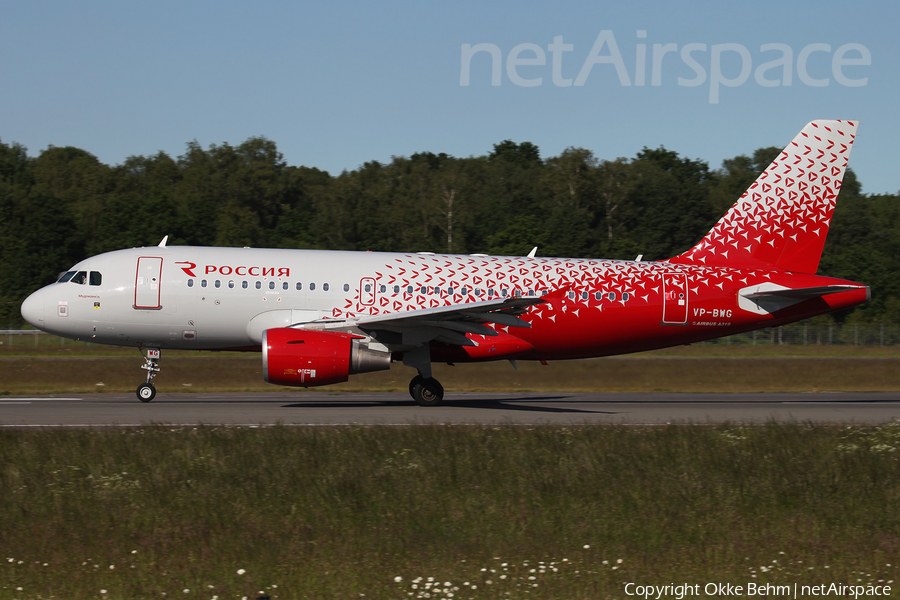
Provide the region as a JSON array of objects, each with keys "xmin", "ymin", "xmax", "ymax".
[
  {"xmin": 323, "ymin": 283, "xmax": 330, "ymax": 291},
  {"xmin": 89, "ymin": 272, "xmax": 102, "ymax": 286},
  {"xmin": 447, "ymin": 287, "xmax": 454, "ymax": 295},
  {"xmin": 228, "ymin": 280, "xmax": 235, "ymax": 289},
  {"xmin": 282, "ymin": 282, "xmax": 288, "ymax": 290},
  {"xmin": 71, "ymin": 271, "xmax": 87, "ymax": 285},
  {"xmin": 595, "ymin": 292, "xmax": 602, "ymax": 300},
  {"xmin": 567, "ymin": 291, "xmax": 575, "ymax": 299},
  {"xmin": 269, "ymin": 281, "xmax": 275, "ymax": 290},
  {"xmin": 461, "ymin": 288, "xmax": 468, "ymax": 296},
  {"xmin": 345, "ymin": 284, "xmax": 351, "ymax": 292},
  {"xmin": 501, "ymin": 289, "xmax": 508, "ymax": 297},
  {"xmin": 242, "ymin": 281, "xmax": 248, "ymax": 289},
  {"xmin": 201, "ymin": 280, "xmax": 207, "ymax": 288},
  {"xmin": 420, "ymin": 286, "xmax": 427, "ymax": 294},
  {"xmin": 380, "ymin": 285, "xmax": 386, "ymax": 293},
  {"xmin": 393, "ymin": 285, "xmax": 400, "ymax": 294},
  {"xmin": 58, "ymin": 271, "xmax": 76, "ymax": 283},
  {"xmin": 310, "ymin": 283, "xmax": 316, "ymax": 291},
  {"xmin": 364, "ymin": 284, "xmax": 371, "ymax": 292},
  {"xmin": 608, "ymin": 292, "xmax": 616, "ymax": 301},
  {"xmin": 406, "ymin": 286, "xmax": 412, "ymax": 294},
  {"xmin": 475, "ymin": 288, "xmax": 482, "ymax": 296},
  {"xmin": 215, "ymin": 280, "xmax": 221, "ymax": 288},
  {"xmin": 296, "ymin": 282, "xmax": 302, "ymax": 291},
  {"xmin": 623, "ymin": 292, "xmax": 630, "ymax": 301},
  {"xmin": 581, "ymin": 291, "xmax": 588, "ymax": 300},
  {"xmin": 188, "ymin": 279, "xmax": 194, "ymax": 288},
  {"xmin": 255, "ymin": 281, "xmax": 261, "ymax": 289}
]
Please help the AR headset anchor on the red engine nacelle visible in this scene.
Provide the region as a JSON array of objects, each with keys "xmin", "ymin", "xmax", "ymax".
[{"xmin": 263, "ymin": 328, "xmax": 391, "ymax": 387}]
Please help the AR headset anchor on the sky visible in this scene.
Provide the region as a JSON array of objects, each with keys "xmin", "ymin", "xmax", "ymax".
[{"xmin": 1, "ymin": 0, "xmax": 898, "ymax": 194}]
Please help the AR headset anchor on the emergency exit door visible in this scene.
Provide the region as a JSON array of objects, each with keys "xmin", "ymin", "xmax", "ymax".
[
  {"xmin": 359, "ymin": 277, "xmax": 376, "ymax": 306},
  {"xmin": 134, "ymin": 257, "xmax": 163, "ymax": 309},
  {"xmin": 661, "ymin": 272, "xmax": 688, "ymax": 325}
]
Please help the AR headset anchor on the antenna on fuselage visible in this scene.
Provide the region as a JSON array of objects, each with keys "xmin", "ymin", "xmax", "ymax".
[
  {"xmin": 158, "ymin": 235, "xmax": 168, "ymax": 248},
  {"xmin": 527, "ymin": 247, "xmax": 538, "ymax": 259}
]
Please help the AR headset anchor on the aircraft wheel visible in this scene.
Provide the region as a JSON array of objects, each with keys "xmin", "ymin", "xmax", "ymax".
[
  {"xmin": 411, "ymin": 377, "xmax": 444, "ymax": 407},
  {"xmin": 136, "ymin": 383, "xmax": 156, "ymax": 403}
]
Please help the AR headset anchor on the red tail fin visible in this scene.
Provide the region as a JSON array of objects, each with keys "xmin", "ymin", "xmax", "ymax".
[{"xmin": 670, "ymin": 120, "xmax": 858, "ymax": 274}]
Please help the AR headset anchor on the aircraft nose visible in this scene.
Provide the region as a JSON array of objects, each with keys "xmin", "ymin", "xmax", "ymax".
[{"xmin": 20, "ymin": 290, "xmax": 45, "ymax": 329}]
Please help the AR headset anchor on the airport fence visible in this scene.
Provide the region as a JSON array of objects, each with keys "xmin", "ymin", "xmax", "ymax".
[
  {"xmin": 696, "ymin": 323, "xmax": 899, "ymax": 346},
  {"xmin": 3, "ymin": 323, "xmax": 900, "ymax": 348},
  {"xmin": 0, "ymin": 330, "xmax": 92, "ymax": 348}
]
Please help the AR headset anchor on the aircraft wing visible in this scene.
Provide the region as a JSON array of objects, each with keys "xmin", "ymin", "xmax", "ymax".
[{"xmin": 303, "ymin": 296, "xmax": 546, "ymax": 347}]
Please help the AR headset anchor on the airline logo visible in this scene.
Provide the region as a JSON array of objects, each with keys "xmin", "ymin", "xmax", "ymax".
[{"xmin": 176, "ymin": 261, "xmax": 290, "ymax": 278}]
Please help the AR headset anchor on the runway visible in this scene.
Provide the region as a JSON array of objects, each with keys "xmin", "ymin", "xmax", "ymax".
[{"xmin": 1, "ymin": 391, "xmax": 899, "ymax": 426}]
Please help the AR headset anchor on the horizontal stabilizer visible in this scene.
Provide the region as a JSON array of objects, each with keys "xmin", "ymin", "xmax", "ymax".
[
  {"xmin": 743, "ymin": 284, "xmax": 866, "ymax": 301},
  {"xmin": 739, "ymin": 283, "xmax": 868, "ymax": 315}
]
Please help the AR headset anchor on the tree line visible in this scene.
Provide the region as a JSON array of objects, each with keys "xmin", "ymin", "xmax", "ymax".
[{"xmin": 1, "ymin": 135, "xmax": 897, "ymax": 327}]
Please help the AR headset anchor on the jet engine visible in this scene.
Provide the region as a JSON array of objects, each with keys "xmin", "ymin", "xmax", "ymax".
[{"xmin": 263, "ymin": 328, "xmax": 392, "ymax": 387}]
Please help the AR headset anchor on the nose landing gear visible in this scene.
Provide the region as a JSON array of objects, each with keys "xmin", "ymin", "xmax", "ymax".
[{"xmin": 136, "ymin": 348, "xmax": 160, "ymax": 402}]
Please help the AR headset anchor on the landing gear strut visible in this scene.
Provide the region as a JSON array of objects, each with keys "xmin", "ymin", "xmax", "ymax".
[
  {"xmin": 409, "ymin": 374, "xmax": 444, "ymax": 407},
  {"xmin": 136, "ymin": 347, "xmax": 160, "ymax": 402}
]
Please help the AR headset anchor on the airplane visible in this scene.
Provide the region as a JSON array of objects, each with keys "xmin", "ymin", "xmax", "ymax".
[{"xmin": 19, "ymin": 120, "xmax": 869, "ymax": 406}]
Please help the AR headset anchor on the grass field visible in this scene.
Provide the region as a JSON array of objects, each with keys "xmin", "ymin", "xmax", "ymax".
[
  {"xmin": 2, "ymin": 342, "xmax": 900, "ymax": 395},
  {"xmin": 1, "ymin": 424, "xmax": 899, "ymax": 599}
]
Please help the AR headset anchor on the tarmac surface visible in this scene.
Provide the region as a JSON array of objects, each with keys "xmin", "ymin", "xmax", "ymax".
[{"xmin": 1, "ymin": 391, "xmax": 899, "ymax": 426}]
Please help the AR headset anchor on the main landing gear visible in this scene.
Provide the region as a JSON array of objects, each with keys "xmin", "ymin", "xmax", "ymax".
[
  {"xmin": 136, "ymin": 347, "xmax": 160, "ymax": 402},
  {"xmin": 409, "ymin": 374, "xmax": 444, "ymax": 407}
]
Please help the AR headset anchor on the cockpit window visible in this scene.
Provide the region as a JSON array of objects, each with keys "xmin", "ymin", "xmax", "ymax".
[
  {"xmin": 57, "ymin": 271, "xmax": 76, "ymax": 283},
  {"xmin": 89, "ymin": 272, "xmax": 102, "ymax": 286},
  {"xmin": 70, "ymin": 271, "xmax": 88, "ymax": 285}
]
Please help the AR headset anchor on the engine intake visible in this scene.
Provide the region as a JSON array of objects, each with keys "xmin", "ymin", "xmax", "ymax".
[{"xmin": 263, "ymin": 328, "xmax": 391, "ymax": 387}]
